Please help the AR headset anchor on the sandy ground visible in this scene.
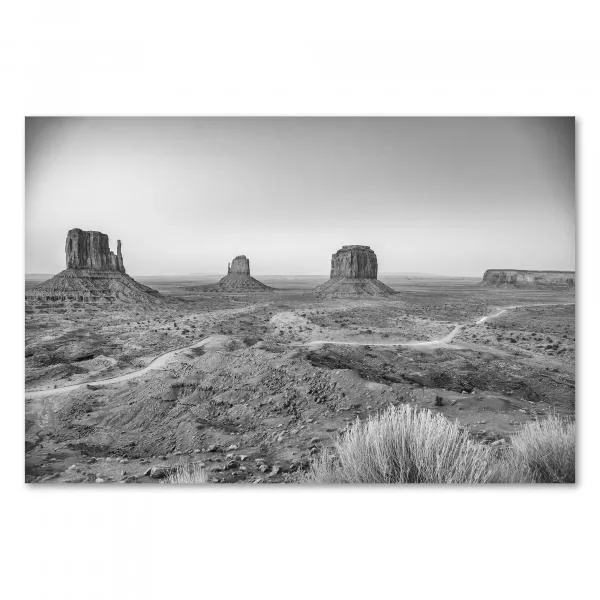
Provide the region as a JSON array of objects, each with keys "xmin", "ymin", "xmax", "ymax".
[{"xmin": 25, "ymin": 275, "xmax": 575, "ymax": 483}]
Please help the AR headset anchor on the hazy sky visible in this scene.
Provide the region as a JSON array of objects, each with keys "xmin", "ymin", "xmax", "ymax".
[{"xmin": 25, "ymin": 117, "xmax": 575, "ymax": 276}]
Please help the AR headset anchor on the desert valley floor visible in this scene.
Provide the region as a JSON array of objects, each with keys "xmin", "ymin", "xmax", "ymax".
[{"xmin": 25, "ymin": 275, "xmax": 575, "ymax": 483}]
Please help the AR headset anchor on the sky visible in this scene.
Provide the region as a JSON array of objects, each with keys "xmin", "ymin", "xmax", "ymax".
[{"xmin": 25, "ymin": 117, "xmax": 575, "ymax": 277}]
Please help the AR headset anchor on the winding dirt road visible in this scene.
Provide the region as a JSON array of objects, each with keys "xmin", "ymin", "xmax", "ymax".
[
  {"xmin": 25, "ymin": 302, "xmax": 274, "ymax": 399},
  {"xmin": 303, "ymin": 302, "xmax": 573, "ymax": 349},
  {"xmin": 25, "ymin": 337, "xmax": 213, "ymax": 399},
  {"xmin": 25, "ymin": 302, "xmax": 573, "ymax": 399}
]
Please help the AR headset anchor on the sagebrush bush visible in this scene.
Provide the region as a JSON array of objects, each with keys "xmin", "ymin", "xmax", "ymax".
[
  {"xmin": 307, "ymin": 406, "xmax": 575, "ymax": 484},
  {"xmin": 163, "ymin": 461, "xmax": 208, "ymax": 484},
  {"xmin": 506, "ymin": 415, "xmax": 575, "ymax": 483},
  {"xmin": 308, "ymin": 404, "xmax": 495, "ymax": 484}
]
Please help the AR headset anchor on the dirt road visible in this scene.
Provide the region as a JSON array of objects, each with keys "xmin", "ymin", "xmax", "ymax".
[
  {"xmin": 26, "ymin": 301, "xmax": 573, "ymax": 398},
  {"xmin": 303, "ymin": 302, "xmax": 574, "ymax": 348},
  {"xmin": 25, "ymin": 336, "xmax": 212, "ymax": 399},
  {"xmin": 25, "ymin": 302, "xmax": 273, "ymax": 398}
]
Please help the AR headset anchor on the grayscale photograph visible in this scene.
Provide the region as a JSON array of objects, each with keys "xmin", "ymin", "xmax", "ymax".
[{"xmin": 25, "ymin": 117, "xmax": 576, "ymax": 484}]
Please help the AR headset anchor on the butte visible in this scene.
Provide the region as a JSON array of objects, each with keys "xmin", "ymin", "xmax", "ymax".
[
  {"xmin": 26, "ymin": 228, "xmax": 161, "ymax": 303},
  {"xmin": 315, "ymin": 245, "xmax": 395, "ymax": 297},
  {"xmin": 210, "ymin": 255, "xmax": 272, "ymax": 292}
]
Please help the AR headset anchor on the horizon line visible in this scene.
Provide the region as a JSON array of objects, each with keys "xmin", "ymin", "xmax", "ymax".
[{"xmin": 24, "ymin": 271, "xmax": 493, "ymax": 279}]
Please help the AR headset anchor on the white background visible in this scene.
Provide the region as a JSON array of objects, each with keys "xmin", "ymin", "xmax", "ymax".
[{"xmin": 1, "ymin": 2, "xmax": 598, "ymax": 599}]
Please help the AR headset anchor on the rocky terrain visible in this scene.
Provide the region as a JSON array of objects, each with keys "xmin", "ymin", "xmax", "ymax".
[
  {"xmin": 25, "ymin": 275, "xmax": 575, "ymax": 484},
  {"xmin": 26, "ymin": 229, "xmax": 161, "ymax": 304},
  {"xmin": 316, "ymin": 245, "xmax": 395, "ymax": 297},
  {"xmin": 210, "ymin": 255, "xmax": 272, "ymax": 292},
  {"xmin": 482, "ymin": 269, "xmax": 575, "ymax": 290}
]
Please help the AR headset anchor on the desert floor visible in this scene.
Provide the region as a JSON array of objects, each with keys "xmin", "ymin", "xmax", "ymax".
[{"xmin": 25, "ymin": 275, "xmax": 575, "ymax": 483}]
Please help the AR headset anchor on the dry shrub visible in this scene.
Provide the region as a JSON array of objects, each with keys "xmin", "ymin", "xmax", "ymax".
[
  {"xmin": 163, "ymin": 461, "xmax": 208, "ymax": 485},
  {"xmin": 308, "ymin": 404, "xmax": 495, "ymax": 484},
  {"xmin": 308, "ymin": 406, "xmax": 576, "ymax": 485},
  {"xmin": 506, "ymin": 415, "xmax": 575, "ymax": 483}
]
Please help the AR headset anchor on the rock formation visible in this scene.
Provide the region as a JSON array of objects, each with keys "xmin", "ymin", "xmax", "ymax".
[
  {"xmin": 211, "ymin": 255, "xmax": 272, "ymax": 292},
  {"xmin": 228, "ymin": 255, "xmax": 250, "ymax": 276},
  {"xmin": 65, "ymin": 228, "xmax": 125, "ymax": 272},
  {"xmin": 329, "ymin": 245, "xmax": 379, "ymax": 279},
  {"xmin": 482, "ymin": 269, "xmax": 575, "ymax": 290},
  {"xmin": 315, "ymin": 245, "xmax": 395, "ymax": 297},
  {"xmin": 26, "ymin": 229, "xmax": 161, "ymax": 303}
]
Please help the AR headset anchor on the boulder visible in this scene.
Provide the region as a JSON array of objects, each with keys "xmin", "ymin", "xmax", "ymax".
[{"xmin": 148, "ymin": 465, "xmax": 176, "ymax": 479}]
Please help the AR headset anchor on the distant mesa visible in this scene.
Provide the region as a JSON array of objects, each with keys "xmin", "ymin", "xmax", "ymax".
[
  {"xmin": 482, "ymin": 269, "xmax": 575, "ymax": 290},
  {"xmin": 315, "ymin": 245, "xmax": 395, "ymax": 297},
  {"xmin": 26, "ymin": 228, "xmax": 161, "ymax": 304},
  {"xmin": 210, "ymin": 255, "xmax": 272, "ymax": 292}
]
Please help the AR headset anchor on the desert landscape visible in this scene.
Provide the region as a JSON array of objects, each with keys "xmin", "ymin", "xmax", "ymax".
[
  {"xmin": 13, "ymin": 15, "xmax": 596, "ymax": 600},
  {"xmin": 25, "ymin": 233, "xmax": 575, "ymax": 484},
  {"xmin": 24, "ymin": 117, "xmax": 576, "ymax": 485}
]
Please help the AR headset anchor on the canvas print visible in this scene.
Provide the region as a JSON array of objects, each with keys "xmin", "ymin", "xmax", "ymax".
[{"xmin": 25, "ymin": 117, "xmax": 575, "ymax": 484}]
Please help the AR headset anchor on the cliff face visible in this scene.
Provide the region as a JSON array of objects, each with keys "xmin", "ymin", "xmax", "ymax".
[
  {"xmin": 482, "ymin": 269, "xmax": 575, "ymax": 289},
  {"xmin": 65, "ymin": 228, "xmax": 125, "ymax": 273},
  {"xmin": 330, "ymin": 245, "xmax": 378, "ymax": 279}
]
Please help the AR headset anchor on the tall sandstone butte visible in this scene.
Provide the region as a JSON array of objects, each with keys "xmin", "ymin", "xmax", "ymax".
[
  {"xmin": 330, "ymin": 245, "xmax": 379, "ymax": 279},
  {"xmin": 228, "ymin": 255, "xmax": 251, "ymax": 276},
  {"xmin": 316, "ymin": 245, "xmax": 394, "ymax": 297},
  {"xmin": 482, "ymin": 269, "xmax": 575, "ymax": 290},
  {"xmin": 212, "ymin": 255, "xmax": 271, "ymax": 291},
  {"xmin": 65, "ymin": 228, "xmax": 126, "ymax": 272},
  {"xmin": 26, "ymin": 229, "xmax": 160, "ymax": 303}
]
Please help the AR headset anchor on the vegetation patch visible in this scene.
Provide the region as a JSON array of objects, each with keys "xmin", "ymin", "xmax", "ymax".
[{"xmin": 307, "ymin": 405, "xmax": 575, "ymax": 484}]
